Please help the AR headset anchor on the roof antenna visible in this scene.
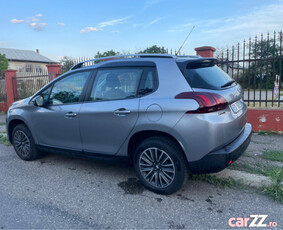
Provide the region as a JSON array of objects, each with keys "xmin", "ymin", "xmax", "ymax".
[{"xmin": 176, "ymin": 26, "xmax": 195, "ymax": 56}]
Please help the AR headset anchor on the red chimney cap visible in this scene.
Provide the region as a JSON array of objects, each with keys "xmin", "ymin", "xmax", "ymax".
[{"xmin": 194, "ymin": 46, "xmax": 216, "ymax": 52}]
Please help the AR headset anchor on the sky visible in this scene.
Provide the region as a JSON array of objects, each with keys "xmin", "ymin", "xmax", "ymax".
[{"xmin": 0, "ymin": 0, "xmax": 282, "ymax": 61}]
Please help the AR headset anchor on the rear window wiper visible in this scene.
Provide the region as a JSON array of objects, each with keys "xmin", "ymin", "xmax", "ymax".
[{"xmin": 221, "ymin": 80, "xmax": 235, "ymax": 88}]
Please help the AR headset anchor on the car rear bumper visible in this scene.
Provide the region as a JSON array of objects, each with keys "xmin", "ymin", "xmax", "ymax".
[{"xmin": 189, "ymin": 123, "xmax": 252, "ymax": 174}]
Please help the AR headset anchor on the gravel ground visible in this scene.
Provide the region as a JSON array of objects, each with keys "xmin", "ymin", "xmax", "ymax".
[
  {"xmin": 245, "ymin": 133, "xmax": 283, "ymax": 156},
  {"xmin": 0, "ymin": 114, "xmax": 282, "ymax": 229},
  {"xmin": 0, "ymin": 114, "xmax": 6, "ymax": 123},
  {"xmin": 0, "ymin": 143, "xmax": 282, "ymax": 229},
  {"xmin": 237, "ymin": 155, "xmax": 283, "ymax": 168}
]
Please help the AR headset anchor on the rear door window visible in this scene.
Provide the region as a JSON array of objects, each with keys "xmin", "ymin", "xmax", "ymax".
[{"xmin": 90, "ymin": 68, "xmax": 142, "ymax": 101}]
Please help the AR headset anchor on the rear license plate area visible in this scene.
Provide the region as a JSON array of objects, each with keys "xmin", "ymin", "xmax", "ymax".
[{"xmin": 230, "ymin": 100, "xmax": 244, "ymax": 113}]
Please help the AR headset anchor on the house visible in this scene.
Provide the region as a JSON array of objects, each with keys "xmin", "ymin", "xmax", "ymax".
[{"xmin": 0, "ymin": 48, "xmax": 57, "ymax": 76}]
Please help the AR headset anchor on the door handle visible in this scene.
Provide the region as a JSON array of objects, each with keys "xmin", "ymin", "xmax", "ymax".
[
  {"xmin": 113, "ymin": 108, "xmax": 131, "ymax": 116},
  {"xmin": 64, "ymin": 112, "xmax": 77, "ymax": 118}
]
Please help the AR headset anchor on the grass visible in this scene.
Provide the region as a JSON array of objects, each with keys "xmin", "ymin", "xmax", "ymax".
[
  {"xmin": 191, "ymin": 174, "xmax": 246, "ymax": 189},
  {"xmin": 257, "ymin": 130, "xmax": 283, "ymax": 136},
  {"xmin": 257, "ymin": 130, "xmax": 273, "ymax": 136},
  {"xmin": 194, "ymin": 168, "xmax": 283, "ymax": 204},
  {"xmin": 229, "ymin": 162, "xmax": 283, "ymax": 203},
  {"xmin": 263, "ymin": 168, "xmax": 283, "ymax": 203},
  {"xmin": 263, "ymin": 184, "xmax": 283, "ymax": 203},
  {"xmin": 0, "ymin": 122, "xmax": 5, "ymax": 126},
  {"xmin": 0, "ymin": 134, "xmax": 11, "ymax": 146},
  {"xmin": 229, "ymin": 163, "xmax": 283, "ymax": 181},
  {"xmin": 262, "ymin": 150, "xmax": 283, "ymax": 162}
]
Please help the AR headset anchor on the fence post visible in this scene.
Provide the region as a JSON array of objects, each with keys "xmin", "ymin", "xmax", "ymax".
[
  {"xmin": 194, "ymin": 46, "xmax": 216, "ymax": 57},
  {"xmin": 46, "ymin": 64, "xmax": 62, "ymax": 82},
  {"xmin": 5, "ymin": 70, "xmax": 17, "ymax": 108}
]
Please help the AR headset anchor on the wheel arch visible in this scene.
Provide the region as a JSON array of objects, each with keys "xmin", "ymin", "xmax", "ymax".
[
  {"xmin": 8, "ymin": 119, "xmax": 28, "ymax": 144},
  {"xmin": 127, "ymin": 130, "xmax": 187, "ymax": 163}
]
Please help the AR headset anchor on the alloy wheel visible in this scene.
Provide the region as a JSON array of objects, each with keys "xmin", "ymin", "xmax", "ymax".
[
  {"xmin": 139, "ymin": 147, "xmax": 176, "ymax": 188},
  {"xmin": 14, "ymin": 130, "xmax": 31, "ymax": 157}
]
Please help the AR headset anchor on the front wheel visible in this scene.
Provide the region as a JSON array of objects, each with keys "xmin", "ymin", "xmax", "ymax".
[
  {"xmin": 134, "ymin": 136, "xmax": 188, "ymax": 195},
  {"xmin": 12, "ymin": 124, "xmax": 40, "ymax": 161}
]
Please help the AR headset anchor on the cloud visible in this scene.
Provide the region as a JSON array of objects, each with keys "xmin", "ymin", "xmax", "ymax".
[
  {"xmin": 11, "ymin": 14, "xmax": 48, "ymax": 31},
  {"xmin": 148, "ymin": 17, "xmax": 163, "ymax": 26},
  {"xmin": 31, "ymin": 17, "xmax": 40, "ymax": 22},
  {"xmin": 133, "ymin": 17, "xmax": 163, "ymax": 29},
  {"xmin": 170, "ymin": 2, "xmax": 283, "ymax": 37},
  {"xmin": 11, "ymin": 19, "xmax": 24, "ymax": 24},
  {"xmin": 168, "ymin": 22, "xmax": 197, "ymax": 32},
  {"xmin": 57, "ymin": 22, "xmax": 65, "ymax": 26},
  {"xmin": 203, "ymin": 3, "xmax": 283, "ymax": 37},
  {"xmin": 29, "ymin": 22, "xmax": 47, "ymax": 31},
  {"xmin": 98, "ymin": 16, "xmax": 131, "ymax": 28},
  {"xmin": 166, "ymin": 1, "xmax": 283, "ymax": 54},
  {"xmin": 80, "ymin": 27, "xmax": 103, "ymax": 33},
  {"xmin": 80, "ymin": 15, "xmax": 131, "ymax": 34}
]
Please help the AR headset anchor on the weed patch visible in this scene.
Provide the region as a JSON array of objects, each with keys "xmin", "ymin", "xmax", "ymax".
[
  {"xmin": 191, "ymin": 174, "xmax": 245, "ymax": 189},
  {"xmin": 0, "ymin": 134, "xmax": 11, "ymax": 146},
  {"xmin": 263, "ymin": 150, "xmax": 283, "ymax": 162}
]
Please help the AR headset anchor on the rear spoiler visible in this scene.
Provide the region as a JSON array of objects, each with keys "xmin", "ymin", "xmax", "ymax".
[{"xmin": 177, "ymin": 58, "xmax": 218, "ymax": 70}]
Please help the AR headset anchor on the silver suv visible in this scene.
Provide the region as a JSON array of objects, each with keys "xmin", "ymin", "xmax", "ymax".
[{"xmin": 6, "ymin": 54, "xmax": 252, "ymax": 194}]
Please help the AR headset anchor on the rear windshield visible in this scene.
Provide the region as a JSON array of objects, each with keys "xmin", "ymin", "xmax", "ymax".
[{"xmin": 178, "ymin": 61, "xmax": 234, "ymax": 90}]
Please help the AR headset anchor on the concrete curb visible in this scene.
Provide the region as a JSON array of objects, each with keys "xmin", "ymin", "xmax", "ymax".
[
  {"xmin": 0, "ymin": 114, "xmax": 6, "ymax": 123},
  {"xmin": 212, "ymin": 169, "xmax": 273, "ymax": 188}
]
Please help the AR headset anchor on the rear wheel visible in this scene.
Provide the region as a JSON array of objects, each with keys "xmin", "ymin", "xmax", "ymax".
[
  {"xmin": 12, "ymin": 124, "xmax": 40, "ymax": 161},
  {"xmin": 134, "ymin": 136, "xmax": 188, "ymax": 194}
]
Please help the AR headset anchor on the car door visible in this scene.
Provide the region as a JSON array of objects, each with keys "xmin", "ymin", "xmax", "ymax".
[
  {"xmin": 79, "ymin": 67, "xmax": 142, "ymax": 155},
  {"xmin": 31, "ymin": 70, "xmax": 92, "ymax": 151}
]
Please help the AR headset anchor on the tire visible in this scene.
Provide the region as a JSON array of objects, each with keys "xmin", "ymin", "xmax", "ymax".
[
  {"xmin": 12, "ymin": 124, "xmax": 40, "ymax": 161},
  {"xmin": 134, "ymin": 136, "xmax": 188, "ymax": 195}
]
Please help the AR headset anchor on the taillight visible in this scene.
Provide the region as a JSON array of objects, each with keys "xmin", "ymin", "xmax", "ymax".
[{"xmin": 175, "ymin": 92, "xmax": 228, "ymax": 113}]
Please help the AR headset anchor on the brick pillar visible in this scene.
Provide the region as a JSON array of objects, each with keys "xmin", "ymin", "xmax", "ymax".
[
  {"xmin": 5, "ymin": 70, "xmax": 17, "ymax": 108},
  {"xmin": 47, "ymin": 64, "xmax": 62, "ymax": 82},
  {"xmin": 195, "ymin": 46, "xmax": 216, "ymax": 57}
]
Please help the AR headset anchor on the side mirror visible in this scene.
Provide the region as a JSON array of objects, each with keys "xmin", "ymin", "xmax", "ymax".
[{"xmin": 33, "ymin": 95, "xmax": 44, "ymax": 107}]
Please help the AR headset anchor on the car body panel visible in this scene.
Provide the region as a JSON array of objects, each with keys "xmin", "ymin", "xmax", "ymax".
[
  {"xmin": 79, "ymin": 98, "xmax": 140, "ymax": 155},
  {"xmin": 6, "ymin": 55, "xmax": 252, "ymax": 175},
  {"xmin": 29, "ymin": 103, "xmax": 83, "ymax": 151}
]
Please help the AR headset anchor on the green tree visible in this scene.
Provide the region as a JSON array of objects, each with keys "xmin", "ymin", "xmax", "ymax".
[
  {"xmin": 60, "ymin": 56, "xmax": 75, "ymax": 73},
  {"xmin": 245, "ymin": 38, "xmax": 282, "ymax": 89},
  {"xmin": 94, "ymin": 50, "xmax": 119, "ymax": 58},
  {"xmin": 139, "ymin": 45, "xmax": 167, "ymax": 54},
  {"xmin": 0, "ymin": 53, "xmax": 8, "ymax": 79}
]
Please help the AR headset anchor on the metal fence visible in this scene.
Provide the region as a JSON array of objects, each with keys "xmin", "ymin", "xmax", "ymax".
[
  {"xmin": 0, "ymin": 79, "xmax": 7, "ymax": 102},
  {"xmin": 12, "ymin": 74, "xmax": 49, "ymax": 101},
  {"xmin": 16, "ymin": 68, "xmax": 49, "ymax": 78},
  {"xmin": 217, "ymin": 31, "xmax": 282, "ymax": 107}
]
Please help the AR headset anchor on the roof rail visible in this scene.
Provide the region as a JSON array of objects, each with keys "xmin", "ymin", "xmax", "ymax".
[{"xmin": 70, "ymin": 53, "xmax": 175, "ymax": 70}]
